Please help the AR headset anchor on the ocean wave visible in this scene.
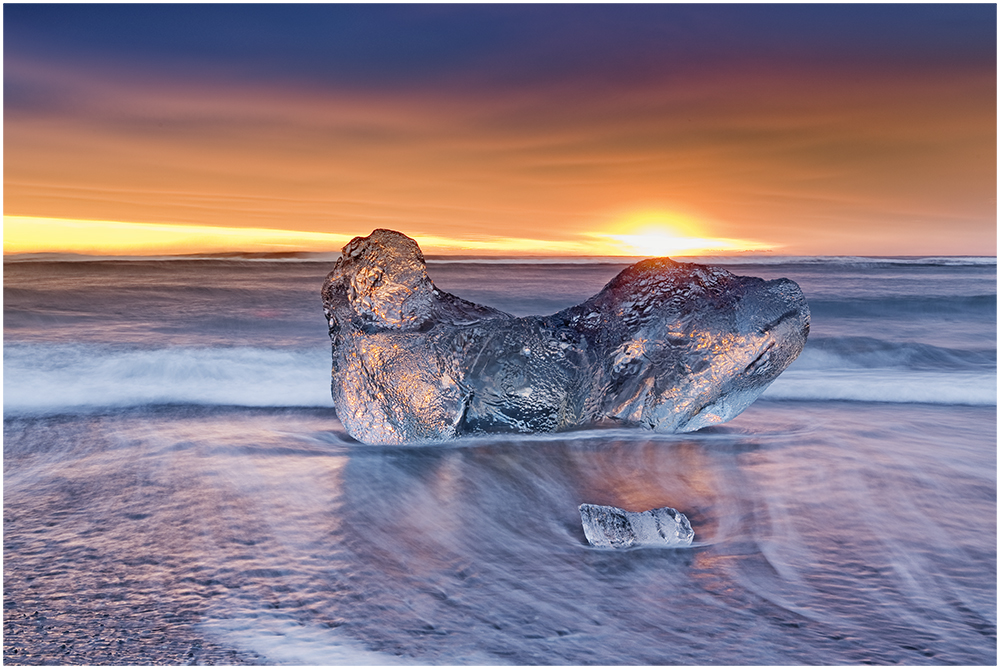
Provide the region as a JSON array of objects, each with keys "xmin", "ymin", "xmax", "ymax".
[
  {"xmin": 795, "ymin": 336, "xmax": 996, "ymax": 371},
  {"xmin": 763, "ymin": 369, "xmax": 996, "ymax": 405},
  {"xmin": 761, "ymin": 337, "xmax": 996, "ymax": 404},
  {"xmin": 761, "ymin": 337, "xmax": 997, "ymax": 406},
  {"xmin": 725, "ymin": 256, "xmax": 996, "ymax": 267},
  {"xmin": 3, "ymin": 343, "xmax": 334, "ymax": 414},
  {"xmin": 658, "ymin": 255, "xmax": 997, "ymax": 268},
  {"xmin": 808, "ymin": 294, "xmax": 996, "ymax": 319},
  {"xmin": 5, "ymin": 338, "xmax": 995, "ymax": 417}
]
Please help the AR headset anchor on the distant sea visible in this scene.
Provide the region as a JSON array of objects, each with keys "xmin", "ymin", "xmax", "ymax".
[{"xmin": 4, "ymin": 254, "xmax": 996, "ymax": 665}]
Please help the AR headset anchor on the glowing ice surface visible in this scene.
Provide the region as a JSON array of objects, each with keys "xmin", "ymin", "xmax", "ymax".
[
  {"xmin": 322, "ymin": 230, "xmax": 809, "ymax": 445},
  {"xmin": 579, "ymin": 503, "xmax": 694, "ymax": 549}
]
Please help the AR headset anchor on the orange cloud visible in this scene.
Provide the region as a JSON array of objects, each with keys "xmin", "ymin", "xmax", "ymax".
[{"xmin": 4, "ymin": 57, "xmax": 995, "ymax": 256}]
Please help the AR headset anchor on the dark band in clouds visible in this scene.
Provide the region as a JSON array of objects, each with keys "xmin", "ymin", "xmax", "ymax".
[
  {"xmin": 7, "ymin": 5, "xmax": 995, "ymax": 91},
  {"xmin": 5, "ymin": 4, "xmax": 996, "ymax": 255}
]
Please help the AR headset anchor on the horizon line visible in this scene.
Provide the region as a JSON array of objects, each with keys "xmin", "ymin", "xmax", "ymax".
[{"xmin": 4, "ymin": 250, "xmax": 996, "ymax": 262}]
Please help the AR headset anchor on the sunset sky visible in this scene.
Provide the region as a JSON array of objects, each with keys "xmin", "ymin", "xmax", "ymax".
[{"xmin": 4, "ymin": 4, "xmax": 996, "ymax": 256}]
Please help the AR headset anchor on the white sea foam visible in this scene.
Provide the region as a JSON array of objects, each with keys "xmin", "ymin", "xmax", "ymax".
[
  {"xmin": 763, "ymin": 369, "xmax": 997, "ymax": 405},
  {"xmin": 4, "ymin": 340, "xmax": 994, "ymax": 416},
  {"xmin": 199, "ymin": 614, "xmax": 406, "ymax": 665},
  {"xmin": 200, "ymin": 611, "xmax": 501, "ymax": 665},
  {"xmin": 3, "ymin": 344, "xmax": 333, "ymax": 414}
]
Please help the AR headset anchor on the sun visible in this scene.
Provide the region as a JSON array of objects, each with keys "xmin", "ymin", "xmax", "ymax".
[
  {"xmin": 589, "ymin": 210, "xmax": 772, "ymax": 257},
  {"xmin": 607, "ymin": 230, "xmax": 709, "ymax": 257}
]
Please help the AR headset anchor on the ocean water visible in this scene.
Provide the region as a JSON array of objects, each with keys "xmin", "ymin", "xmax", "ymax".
[{"xmin": 3, "ymin": 254, "xmax": 996, "ymax": 665}]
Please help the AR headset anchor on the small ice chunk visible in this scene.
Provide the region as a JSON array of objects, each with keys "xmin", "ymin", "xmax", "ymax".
[{"xmin": 579, "ymin": 503, "xmax": 694, "ymax": 549}]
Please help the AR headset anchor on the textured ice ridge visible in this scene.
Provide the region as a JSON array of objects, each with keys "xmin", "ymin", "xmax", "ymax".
[
  {"xmin": 579, "ymin": 503, "xmax": 694, "ymax": 548},
  {"xmin": 322, "ymin": 229, "xmax": 809, "ymax": 445}
]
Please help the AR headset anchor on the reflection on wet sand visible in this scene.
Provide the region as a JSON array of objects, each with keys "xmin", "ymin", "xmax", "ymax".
[
  {"xmin": 4, "ymin": 403, "xmax": 994, "ymax": 665},
  {"xmin": 338, "ymin": 432, "xmax": 757, "ymax": 550}
]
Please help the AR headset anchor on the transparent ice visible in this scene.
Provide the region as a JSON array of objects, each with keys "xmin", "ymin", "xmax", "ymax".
[
  {"xmin": 579, "ymin": 503, "xmax": 695, "ymax": 549},
  {"xmin": 322, "ymin": 229, "xmax": 810, "ymax": 445}
]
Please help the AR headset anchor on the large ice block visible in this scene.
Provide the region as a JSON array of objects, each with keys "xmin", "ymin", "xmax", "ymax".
[
  {"xmin": 322, "ymin": 229, "xmax": 809, "ymax": 444},
  {"xmin": 579, "ymin": 503, "xmax": 694, "ymax": 548}
]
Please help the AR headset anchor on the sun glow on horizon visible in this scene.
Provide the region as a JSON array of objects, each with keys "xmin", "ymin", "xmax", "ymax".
[
  {"xmin": 589, "ymin": 210, "xmax": 775, "ymax": 257},
  {"xmin": 2, "ymin": 216, "xmax": 358, "ymax": 256},
  {"xmin": 2, "ymin": 216, "xmax": 603, "ymax": 257},
  {"xmin": 3, "ymin": 215, "xmax": 776, "ymax": 258}
]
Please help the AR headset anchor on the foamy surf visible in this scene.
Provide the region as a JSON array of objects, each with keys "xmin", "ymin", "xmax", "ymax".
[
  {"xmin": 3, "ymin": 343, "xmax": 333, "ymax": 414},
  {"xmin": 5, "ymin": 332, "xmax": 996, "ymax": 416},
  {"xmin": 764, "ymin": 369, "xmax": 997, "ymax": 405}
]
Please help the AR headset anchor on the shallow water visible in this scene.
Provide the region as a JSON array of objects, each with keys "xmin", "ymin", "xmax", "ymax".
[
  {"xmin": 4, "ymin": 255, "xmax": 996, "ymax": 665},
  {"xmin": 4, "ymin": 403, "xmax": 995, "ymax": 665}
]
